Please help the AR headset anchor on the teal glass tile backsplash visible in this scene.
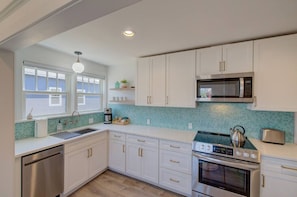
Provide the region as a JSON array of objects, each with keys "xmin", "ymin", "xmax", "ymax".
[
  {"xmin": 15, "ymin": 121, "xmax": 35, "ymax": 140},
  {"xmin": 110, "ymin": 103, "xmax": 294, "ymax": 143},
  {"xmin": 15, "ymin": 112, "xmax": 104, "ymax": 140}
]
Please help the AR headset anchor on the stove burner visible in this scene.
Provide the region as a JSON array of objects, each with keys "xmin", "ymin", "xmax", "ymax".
[{"xmin": 192, "ymin": 130, "xmax": 260, "ymax": 163}]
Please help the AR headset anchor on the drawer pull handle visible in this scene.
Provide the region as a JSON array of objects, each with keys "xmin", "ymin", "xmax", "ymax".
[
  {"xmin": 114, "ymin": 135, "xmax": 121, "ymax": 138},
  {"xmin": 137, "ymin": 139, "xmax": 145, "ymax": 143},
  {"xmin": 261, "ymin": 174, "xmax": 265, "ymax": 187},
  {"xmin": 281, "ymin": 165, "xmax": 297, "ymax": 171},
  {"xmin": 170, "ymin": 178, "xmax": 180, "ymax": 183},
  {"xmin": 170, "ymin": 145, "xmax": 180, "ymax": 149},
  {"xmin": 122, "ymin": 145, "xmax": 125, "ymax": 153},
  {"xmin": 170, "ymin": 159, "xmax": 180, "ymax": 164}
]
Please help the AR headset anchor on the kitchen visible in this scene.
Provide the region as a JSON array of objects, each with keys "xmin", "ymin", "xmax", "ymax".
[{"xmin": 1, "ymin": 0, "xmax": 297, "ymax": 197}]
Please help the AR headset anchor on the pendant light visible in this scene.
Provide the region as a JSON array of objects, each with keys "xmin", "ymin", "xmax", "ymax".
[{"xmin": 72, "ymin": 51, "xmax": 84, "ymax": 73}]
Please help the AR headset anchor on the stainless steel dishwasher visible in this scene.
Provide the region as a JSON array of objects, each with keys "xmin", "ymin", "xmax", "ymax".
[{"xmin": 22, "ymin": 145, "xmax": 64, "ymax": 197}]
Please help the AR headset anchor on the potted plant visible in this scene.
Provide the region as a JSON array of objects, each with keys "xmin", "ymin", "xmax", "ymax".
[{"xmin": 120, "ymin": 79, "xmax": 128, "ymax": 88}]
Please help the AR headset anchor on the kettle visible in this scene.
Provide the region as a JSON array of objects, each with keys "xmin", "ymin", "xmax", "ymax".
[{"xmin": 230, "ymin": 125, "xmax": 246, "ymax": 147}]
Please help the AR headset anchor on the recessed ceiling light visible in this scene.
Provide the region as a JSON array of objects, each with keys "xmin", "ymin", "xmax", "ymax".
[{"xmin": 122, "ymin": 30, "xmax": 135, "ymax": 37}]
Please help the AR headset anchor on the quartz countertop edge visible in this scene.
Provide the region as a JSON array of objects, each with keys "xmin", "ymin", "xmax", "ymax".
[
  {"xmin": 250, "ymin": 138, "xmax": 297, "ymax": 162},
  {"xmin": 15, "ymin": 123, "xmax": 196, "ymax": 158}
]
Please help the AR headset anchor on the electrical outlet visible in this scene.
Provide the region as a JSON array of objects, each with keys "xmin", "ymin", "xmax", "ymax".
[
  {"xmin": 146, "ymin": 119, "xmax": 151, "ymax": 125},
  {"xmin": 89, "ymin": 118, "xmax": 94, "ymax": 124},
  {"xmin": 188, "ymin": 122, "xmax": 193, "ymax": 129}
]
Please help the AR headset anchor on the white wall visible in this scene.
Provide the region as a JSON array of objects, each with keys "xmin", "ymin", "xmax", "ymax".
[
  {"xmin": 0, "ymin": 49, "xmax": 15, "ymax": 197},
  {"xmin": 107, "ymin": 60, "xmax": 137, "ymax": 103},
  {"xmin": 14, "ymin": 45, "xmax": 108, "ymax": 120}
]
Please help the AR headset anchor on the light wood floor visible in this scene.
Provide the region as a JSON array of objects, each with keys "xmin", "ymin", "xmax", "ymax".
[{"xmin": 69, "ymin": 170, "xmax": 184, "ymax": 197}]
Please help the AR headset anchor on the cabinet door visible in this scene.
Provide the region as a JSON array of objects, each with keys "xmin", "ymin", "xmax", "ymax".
[
  {"xmin": 223, "ymin": 41, "xmax": 253, "ymax": 73},
  {"xmin": 126, "ymin": 143, "xmax": 141, "ymax": 177},
  {"xmin": 136, "ymin": 57, "xmax": 151, "ymax": 106},
  {"xmin": 109, "ymin": 139, "xmax": 126, "ymax": 173},
  {"xmin": 166, "ymin": 50, "xmax": 196, "ymax": 108},
  {"xmin": 197, "ymin": 46, "xmax": 222, "ymax": 75},
  {"xmin": 141, "ymin": 146, "xmax": 159, "ymax": 184},
  {"xmin": 261, "ymin": 173, "xmax": 297, "ymax": 197},
  {"xmin": 150, "ymin": 55, "xmax": 166, "ymax": 106},
  {"xmin": 251, "ymin": 34, "xmax": 297, "ymax": 112},
  {"xmin": 64, "ymin": 148, "xmax": 89, "ymax": 193},
  {"xmin": 89, "ymin": 138, "xmax": 107, "ymax": 177}
]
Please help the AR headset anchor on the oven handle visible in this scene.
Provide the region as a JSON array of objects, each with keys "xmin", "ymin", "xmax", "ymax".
[{"xmin": 193, "ymin": 152, "xmax": 260, "ymax": 170}]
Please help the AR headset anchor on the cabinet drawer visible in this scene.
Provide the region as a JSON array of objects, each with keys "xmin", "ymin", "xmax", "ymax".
[
  {"xmin": 262, "ymin": 156, "xmax": 297, "ymax": 178},
  {"xmin": 65, "ymin": 132, "xmax": 106, "ymax": 153},
  {"xmin": 159, "ymin": 168, "xmax": 191, "ymax": 195},
  {"xmin": 126, "ymin": 134, "xmax": 158, "ymax": 147},
  {"xmin": 160, "ymin": 140, "xmax": 192, "ymax": 153},
  {"xmin": 109, "ymin": 131, "xmax": 125, "ymax": 141},
  {"xmin": 160, "ymin": 150, "xmax": 191, "ymax": 174}
]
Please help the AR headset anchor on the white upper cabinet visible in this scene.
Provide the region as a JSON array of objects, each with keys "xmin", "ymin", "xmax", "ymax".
[
  {"xmin": 197, "ymin": 41, "xmax": 253, "ymax": 75},
  {"xmin": 166, "ymin": 50, "xmax": 196, "ymax": 108},
  {"xmin": 136, "ymin": 55, "xmax": 166, "ymax": 106},
  {"xmin": 136, "ymin": 51, "xmax": 196, "ymax": 108},
  {"xmin": 250, "ymin": 34, "xmax": 297, "ymax": 112}
]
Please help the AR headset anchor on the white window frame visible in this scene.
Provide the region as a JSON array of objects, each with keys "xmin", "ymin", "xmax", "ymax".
[
  {"xmin": 77, "ymin": 89, "xmax": 86, "ymax": 106},
  {"xmin": 22, "ymin": 65, "xmax": 70, "ymax": 118},
  {"xmin": 49, "ymin": 87, "xmax": 62, "ymax": 106},
  {"xmin": 17, "ymin": 61, "xmax": 106, "ymax": 120},
  {"xmin": 76, "ymin": 74, "xmax": 104, "ymax": 112}
]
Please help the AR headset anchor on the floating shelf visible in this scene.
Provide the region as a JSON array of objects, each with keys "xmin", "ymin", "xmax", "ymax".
[
  {"xmin": 108, "ymin": 100, "xmax": 135, "ymax": 105},
  {"xmin": 109, "ymin": 88, "xmax": 135, "ymax": 91}
]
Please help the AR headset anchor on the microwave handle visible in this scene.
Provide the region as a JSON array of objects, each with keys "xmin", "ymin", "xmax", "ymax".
[{"xmin": 239, "ymin": 77, "xmax": 244, "ymax": 98}]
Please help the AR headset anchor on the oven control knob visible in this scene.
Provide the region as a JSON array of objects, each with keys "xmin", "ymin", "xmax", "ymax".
[
  {"xmin": 250, "ymin": 153, "xmax": 257, "ymax": 159},
  {"xmin": 206, "ymin": 145, "xmax": 211, "ymax": 151},
  {"xmin": 236, "ymin": 151, "xmax": 242, "ymax": 156},
  {"xmin": 243, "ymin": 152, "xmax": 250, "ymax": 158},
  {"xmin": 200, "ymin": 144, "xmax": 205, "ymax": 151}
]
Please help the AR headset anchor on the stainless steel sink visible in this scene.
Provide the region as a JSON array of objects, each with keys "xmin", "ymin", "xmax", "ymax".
[
  {"xmin": 73, "ymin": 128, "xmax": 97, "ymax": 135},
  {"xmin": 51, "ymin": 128, "xmax": 97, "ymax": 140},
  {"xmin": 51, "ymin": 131, "xmax": 81, "ymax": 140}
]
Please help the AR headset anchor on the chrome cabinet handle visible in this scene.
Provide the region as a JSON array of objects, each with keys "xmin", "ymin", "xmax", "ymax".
[
  {"xmin": 253, "ymin": 96, "xmax": 257, "ymax": 107},
  {"xmin": 170, "ymin": 159, "xmax": 180, "ymax": 164},
  {"xmin": 140, "ymin": 148, "xmax": 143, "ymax": 157},
  {"xmin": 122, "ymin": 144, "xmax": 125, "ymax": 153},
  {"xmin": 169, "ymin": 178, "xmax": 180, "ymax": 183},
  {"xmin": 138, "ymin": 147, "xmax": 141, "ymax": 157},
  {"xmin": 281, "ymin": 165, "xmax": 297, "ymax": 171},
  {"xmin": 261, "ymin": 174, "xmax": 265, "ymax": 187},
  {"xmin": 147, "ymin": 96, "xmax": 149, "ymax": 104},
  {"xmin": 170, "ymin": 145, "xmax": 180, "ymax": 149},
  {"xmin": 114, "ymin": 135, "xmax": 121, "ymax": 138},
  {"xmin": 137, "ymin": 139, "xmax": 145, "ymax": 143},
  {"xmin": 166, "ymin": 96, "xmax": 168, "ymax": 105}
]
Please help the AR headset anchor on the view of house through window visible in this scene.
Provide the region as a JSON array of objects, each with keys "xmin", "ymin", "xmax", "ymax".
[
  {"xmin": 22, "ymin": 66, "xmax": 104, "ymax": 119},
  {"xmin": 23, "ymin": 67, "xmax": 68, "ymax": 117},
  {"xmin": 76, "ymin": 75, "xmax": 103, "ymax": 112}
]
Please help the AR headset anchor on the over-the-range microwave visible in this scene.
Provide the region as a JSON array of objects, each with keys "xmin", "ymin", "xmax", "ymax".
[{"xmin": 196, "ymin": 72, "xmax": 253, "ymax": 103}]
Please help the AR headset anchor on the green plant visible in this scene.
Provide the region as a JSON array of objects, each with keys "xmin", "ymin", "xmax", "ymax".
[{"xmin": 120, "ymin": 79, "xmax": 128, "ymax": 83}]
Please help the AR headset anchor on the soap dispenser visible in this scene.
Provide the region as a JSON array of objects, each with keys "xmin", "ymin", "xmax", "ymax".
[{"xmin": 57, "ymin": 120, "xmax": 63, "ymax": 132}]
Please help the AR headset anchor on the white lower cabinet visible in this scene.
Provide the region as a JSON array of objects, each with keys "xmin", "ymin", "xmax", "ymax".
[
  {"xmin": 63, "ymin": 131, "xmax": 107, "ymax": 195},
  {"xmin": 126, "ymin": 134, "xmax": 159, "ymax": 184},
  {"xmin": 260, "ymin": 156, "xmax": 297, "ymax": 197},
  {"xmin": 109, "ymin": 131, "xmax": 126, "ymax": 173},
  {"xmin": 159, "ymin": 140, "xmax": 192, "ymax": 196}
]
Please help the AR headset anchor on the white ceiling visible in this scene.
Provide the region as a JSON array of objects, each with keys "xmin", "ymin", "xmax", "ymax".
[{"xmin": 39, "ymin": 0, "xmax": 297, "ymax": 67}]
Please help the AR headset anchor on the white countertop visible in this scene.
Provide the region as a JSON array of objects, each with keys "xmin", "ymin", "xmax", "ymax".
[
  {"xmin": 15, "ymin": 123, "xmax": 196, "ymax": 158},
  {"xmin": 250, "ymin": 138, "xmax": 297, "ymax": 162}
]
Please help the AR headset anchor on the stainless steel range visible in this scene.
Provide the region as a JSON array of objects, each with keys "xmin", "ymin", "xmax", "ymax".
[{"xmin": 192, "ymin": 131, "xmax": 260, "ymax": 197}]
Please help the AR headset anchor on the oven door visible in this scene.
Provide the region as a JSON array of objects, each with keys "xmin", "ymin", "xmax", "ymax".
[{"xmin": 192, "ymin": 152, "xmax": 260, "ymax": 197}]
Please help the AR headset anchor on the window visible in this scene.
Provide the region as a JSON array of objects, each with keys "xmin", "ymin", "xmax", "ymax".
[
  {"xmin": 23, "ymin": 67, "xmax": 68, "ymax": 117},
  {"xmin": 21, "ymin": 64, "xmax": 105, "ymax": 119},
  {"xmin": 76, "ymin": 75, "xmax": 103, "ymax": 112}
]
